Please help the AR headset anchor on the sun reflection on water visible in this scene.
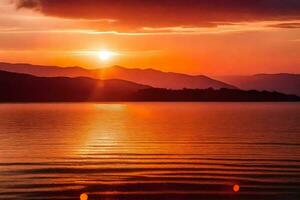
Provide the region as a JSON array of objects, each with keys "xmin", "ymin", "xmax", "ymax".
[
  {"xmin": 95, "ymin": 104, "xmax": 127, "ymax": 111},
  {"xmin": 1, "ymin": 103, "xmax": 299, "ymax": 199}
]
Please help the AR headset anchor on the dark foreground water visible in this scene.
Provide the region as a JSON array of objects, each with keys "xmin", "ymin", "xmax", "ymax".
[{"xmin": 0, "ymin": 103, "xmax": 300, "ymax": 200}]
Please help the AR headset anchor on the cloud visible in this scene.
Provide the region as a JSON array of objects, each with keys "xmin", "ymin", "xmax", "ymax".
[
  {"xmin": 15, "ymin": 0, "xmax": 39, "ymax": 9},
  {"xmin": 14, "ymin": 0, "xmax": 300, "ymax": 30},
  {"xmin": 268, "ymin": 22, "xmax": 300, "ymax": 29}
]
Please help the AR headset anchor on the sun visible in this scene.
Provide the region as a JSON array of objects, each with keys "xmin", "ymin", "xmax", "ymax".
[{"xmin": 98, "ymin": 50, "xmax": 115, "ymax": 61}]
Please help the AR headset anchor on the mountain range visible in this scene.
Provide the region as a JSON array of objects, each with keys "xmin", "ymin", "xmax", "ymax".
[
  {"xmin": 0, "ymin": 62, "xmax": 235, "ymax": 90},
  {"xmin": 1, "ymin": 70, "xmax": 299, "ymax": 102},
  {"xmin": 219, "ymin": 74, "xmax": 300, "ymax": 96},
  {"xmin": 0, "ymin": 62, "xmax": 299, "ymax": 96},
  {"xmin": 0, "ymin": 70, "xmax": 149, "ymax": 102}
]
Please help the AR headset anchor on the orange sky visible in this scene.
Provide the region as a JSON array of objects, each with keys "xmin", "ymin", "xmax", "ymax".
[{"xmin": 0, "ymin": 0, "xmax": 299, "ymax": 75}]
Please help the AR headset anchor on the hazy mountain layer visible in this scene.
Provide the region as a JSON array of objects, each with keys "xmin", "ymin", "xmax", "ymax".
[
  {"xmin": 219, "ymin": 74, "xmax": 300, "ymax": 96},
  {"xmin": 0, "ymin": 70, "xmax": 149, "ymax": 102},
  {"xmin": 1, "ymin": 70, "xmax": 298, "ymax": 102},
  {"xmin": 0, "ymin": 62, "xmax": 235, "ymax": 90}
]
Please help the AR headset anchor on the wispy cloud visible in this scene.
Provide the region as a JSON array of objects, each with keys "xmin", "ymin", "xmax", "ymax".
[
  {"xmin": 72, "ymin": 49, "xmax": 163, "ymax": 57},
  {"xmin": 268, "ymin": 22, "xmax": 300, "ymax": 29},
  {"xmin": 1, "ymin": 20, "xmax": 298, "ymax": 36}
]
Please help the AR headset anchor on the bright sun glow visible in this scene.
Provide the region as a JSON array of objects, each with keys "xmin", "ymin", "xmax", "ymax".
[{"xmin": 98, "ymin": 50, "xmax": 115, "ymax": 61}]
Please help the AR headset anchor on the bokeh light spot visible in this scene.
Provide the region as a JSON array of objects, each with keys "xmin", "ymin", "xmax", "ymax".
[
  {"xmin": 233, "ymin": 184, "xmax": 240, "ymax": 192},
  {"xmin": 80, "ymin": 193, "xmax": 88, "ymax": 200}
]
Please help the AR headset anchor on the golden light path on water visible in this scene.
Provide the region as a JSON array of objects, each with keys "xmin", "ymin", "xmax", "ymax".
[{"xmin": 0, "ymin": 103, "xmax": 299, "ymax": 200}]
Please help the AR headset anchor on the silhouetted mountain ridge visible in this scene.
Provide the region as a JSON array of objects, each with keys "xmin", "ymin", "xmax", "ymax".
[
  {"xmin": 133, "ymin": 88, "xmax": 300, "ymax": 102},
  {"xmin": 1, "ymin": 62, "xmax": 299, "ymax": 96},
  {"xmin": 103, "ymin": 65, "xmax": 235, "ymax": 89},
  {"xmin": 219, "ymin": 74, "xmax": 300, "ymax": 96},
  {"xmin": 0, "ymin": 62, "xmax": 95, "ymax": 78},
  {"xmin": 0, "ymin": 70, "xmax": 299, "ymax": 102},
  {"xmin": 0, "ymin": 70, "xmax": 150, "ymax": 102},
  {"xmin": 0, "ymin": 62, "xmax": 235, "ymax": 90}
]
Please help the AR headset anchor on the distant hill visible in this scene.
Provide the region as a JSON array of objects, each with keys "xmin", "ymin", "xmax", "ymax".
[
  {"xmin": 0, "ymin": 62, "xmax": 235, "ymax": 90},
  {"xmin": 0, "ymin": 70, "xmax": 298, "ymax": 102},
  {"xmin": 0, "ymin": 70, "xmax": 149, "ymax": 102},
  {"xmin": 133, "ymin": 88, "xmax": 300, "ymax": 102},
  {"xmin": 0, "ymin": 62, "xmax": 95, "ymax": 78},
  {"xmin": 219, "ymin": 74, "xmax": 300, "ymax": 96},
  {"xmin": 2, "ymin": 62, "xmax": 299, "ymax": 96},
  {"xmin": 98, "ymin": 66, "xmax": 236, "ymax": 89}
]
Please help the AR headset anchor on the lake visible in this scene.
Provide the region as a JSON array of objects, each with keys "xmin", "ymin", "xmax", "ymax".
[{"xmin": 0, "ymin": 103, "xmax": 300, "ymax": 200}]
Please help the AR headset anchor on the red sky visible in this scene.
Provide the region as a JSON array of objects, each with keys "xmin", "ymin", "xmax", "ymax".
[{"xmin": 0, "ymin": 0, "xmax": 299, "ymax": 75}]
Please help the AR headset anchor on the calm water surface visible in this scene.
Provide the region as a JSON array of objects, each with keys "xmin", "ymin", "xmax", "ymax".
[{"xmin": 0, "ymin": 103, "xmax": 300, "ymax": 200}]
